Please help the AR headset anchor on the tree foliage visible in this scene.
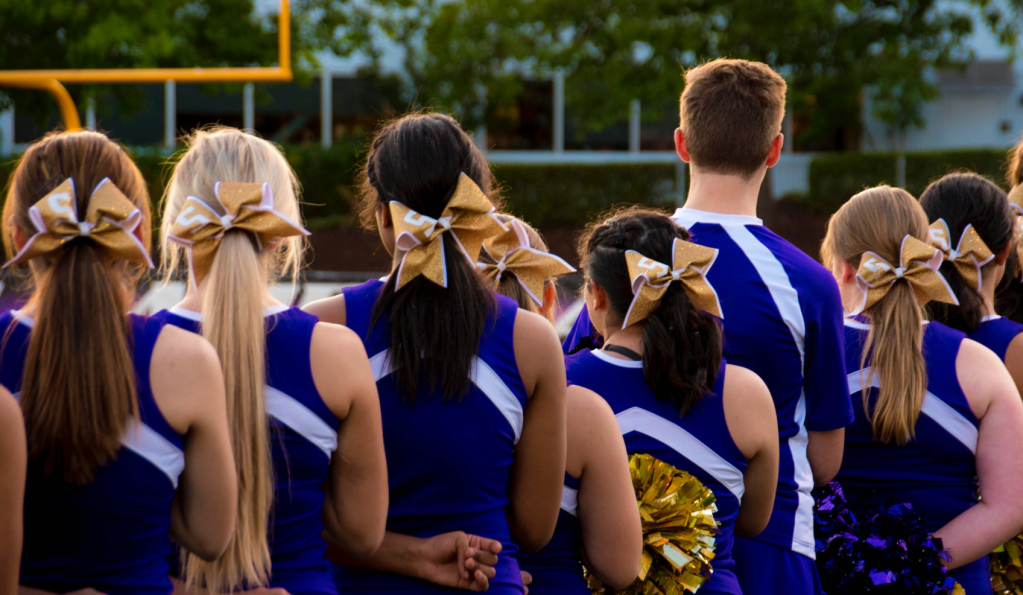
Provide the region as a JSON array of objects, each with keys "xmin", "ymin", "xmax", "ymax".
[{"xmin": 337, "ymin": 0, "xmax": 1023, "ymax": 146}]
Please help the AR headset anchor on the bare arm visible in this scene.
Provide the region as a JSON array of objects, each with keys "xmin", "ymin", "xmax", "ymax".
[
  {"xmin": 312, "ymin": 322, "xmax": 389, "ymax": 557},
  {"xmin": 152, "ymin": 327, "xmax": 238, "ymax": 561},
  {"xmin": 723, "ymin": 365, "xmax": 779, "ymax": 537},
  {"xmin": 933, "ymin": 339, "xmax": 1023, "ymax": 569},
  {"xmin": 806, "ymin": 429, "xmax": 844, "ymax": 487},
  {"xmin": 509, "ymin": 310, "xmax": 568, "ymax": 552},
  {"xmin": 303, "ymin": 293, "xmax": 346, "ymax": 326},
  {"xmin": 572, "ymin": 386, "xmax": 641, "ymax": 590},
  {"xmin": 0, "ymin": 388, "xmax": 25, "ymax": 595},
  {"xmin": 1003, "ymin": 333, "xmax": 1023, "ymax": 399},
  {"xmin": 324, "ymin": 530, "xmax": 500, "ymax": 592}
]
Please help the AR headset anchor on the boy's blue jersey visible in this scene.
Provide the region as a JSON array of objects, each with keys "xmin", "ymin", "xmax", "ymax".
[
  {"xmin": 1, "ymin": 311, "xmax": 181, "ymax": 595},
  {"xmin": 837, "ymin": 318, "xmax": 990, "ymax": 594},
  {"xmin": 332, "ymin": 279, "xmax": 528, "ymax": 594},
  {"xmin": 154, "ymin": 305, "xmax": 340, "ymax": 595}
]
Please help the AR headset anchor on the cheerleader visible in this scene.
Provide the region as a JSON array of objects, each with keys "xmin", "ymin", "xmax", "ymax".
[
  {"xmin": 155, "ymin": 127, "xmax": 389, "ymax": 595},
  {"xmin": 304, "ymin": 112, "xmax": 568, "ymax": 595},
  {"xmin": 480, "ymin": 216, "xmax": 643, "ymax": 594},
  {"xmin": 0, "ymin": 386, "xmax": 24, "ymax": 595},
  {"xmin": 996, "ymin": 140, "xmax": 1023, "ymax": 323},
  {"xmin": 0, "ymin": 130, "xmax": 237, "ymax": 594},
  {"xmin": 918, "ymin": 173, "xmax": 1023, "ymax": 393},
  {"xmin": 821, "ymin": 185, "xmax": 1023, "ymax": 594},
  {"xmin": 566, "ymin": 207, "xmax": 779, "ymax": 595}
]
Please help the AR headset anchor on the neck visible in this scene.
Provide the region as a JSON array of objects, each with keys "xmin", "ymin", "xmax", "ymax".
[
  {"xmin": 602, "ymin": 323, "xmax": 646, "ymax": 357},
  {"xmin": 980, "ymin": 268, "xmax": 1000, "ymax": 318},
  {"xmin": 682, "ymin": 167, "xmax": 765, "ymax": 218}
]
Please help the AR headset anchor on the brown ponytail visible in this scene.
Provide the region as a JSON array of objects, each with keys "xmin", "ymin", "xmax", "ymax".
[
  {"xmin": 821, "ymin": 186, "xmax": 929, "ymax": 445},
  {"xmin": 2, "ymin": 130, "xmax": 150, "ymax": 483}
]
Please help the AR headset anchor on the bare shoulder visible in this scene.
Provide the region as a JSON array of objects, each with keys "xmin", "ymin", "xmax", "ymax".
[
  {"xmin": 310, "ymin": 321, "xmax": 373, "ymax": 419},
  {"xmin": 151, "ymin": 325, "xmax": 224, "ymax": 431},
  {"xmin": 957, "ymin": 338, "xmax": 1015, "ymax": 419},
  {"xmin": 304, "ymin": 293, "xmax": 347, "ymax": 326},
  {"xmin": 722, "ymin": 363, "xmax": 776, "ymax": 457},
  {"xmin": 311, "ymin": 320, "xmax": 364, "ymax": 352},
  {"xmin": 513, "ymin": 309, "xmax": 564, "ymax": 390},
  {"xmin": 567, "ymin": 385, "xmax": 617, "ymax": 432},
  {"xmin": 0, "ymin": 385, "xmax": 21, "ymax": 432}
]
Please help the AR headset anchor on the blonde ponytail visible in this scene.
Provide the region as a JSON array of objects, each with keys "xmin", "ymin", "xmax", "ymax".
[
  {"xmin": 860, "ymin": 281, "xmax": 927, "ymax": 444},
  {"xmin": 179, "ymin": 231, "xmax": 273, "ymax": 591},
  {"xmin": 163, "ymin": 126, "xmax": 306, "ymax": 592},
  {"xmin": 822, "ymin": 185, "xmax": 931, "ymax": 445}
]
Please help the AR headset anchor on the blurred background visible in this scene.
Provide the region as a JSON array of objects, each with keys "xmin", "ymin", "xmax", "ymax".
[{"xmin": 2, "ymin": 0, "xmax": 1023, "ymax": 325}]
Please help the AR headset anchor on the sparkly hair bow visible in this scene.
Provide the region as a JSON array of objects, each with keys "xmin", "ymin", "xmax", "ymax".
[
  {"xmin": 390, "ymin": 173, "xmax": 507, "ymax": 290},
  {"xmin": 1008, "ymin": 185, "xmax": 1023, "ymax": 212},
  {"xmin": 851, "ymin": 235, "xmax": 959, "ymax": 316},
  {"xmin": 622, "ymin": 238, "xmax": 722, "ymax": 329},
  {"xmin": 4, "ymin": 178, "xmax": 153, "ymax": 269},
  {"xmin": 927, "ymin": 219, "xmax": 994, "ymax": 292},
  {"xmin": 167, "ymin": 181, "xmax": 309, "ymax": 287},
  {"xmin": 478, "ymin": 219, "xmax": 576, "ymax": 306}
]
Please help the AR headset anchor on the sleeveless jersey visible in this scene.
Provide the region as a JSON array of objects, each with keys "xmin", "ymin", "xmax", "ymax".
[
  {"xmin": 968, "ymin": 314, "xmax": 1023, "ymax": 362},
  {"xmin": 837, "ymin": 318, "xmax": 990, "ymax": 595},
  {"xmin": 333, "ymin": 279, "xmax": 528, "ymax": 594},
  {"xmin": 153, "ymin": 306, "xmax": 340, "ymax": 595},
  {"xmin": 559, "ymin": 349, "xmax": 747, "ymax": 595},
  {"xmin": 0, "ymin": 311, "xmax": 181, "ymax": 595},
  {"xmin": 566, "ymin": 209, "xmax": 853, "ymax": 560},
  {"xmin": 517, "ymin": 473, "xmax": 587, "ymax": 595}
]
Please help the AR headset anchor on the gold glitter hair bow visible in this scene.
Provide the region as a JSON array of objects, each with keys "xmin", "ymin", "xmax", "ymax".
[
  {"xmin": 927, "ymin": 219, "xmax": 995, "ymax": 292},
  {"xmin": 622, "ymin": 238, "xmax": 722, "ymax": 329},
  {"xmin": 4, "ymin": 178, "xmax": 153, "ymax": 269},
  {"xmin": 1009, "ymin": 185, "xmax": 1023, "ymax": 212},
  {"xmin": 851, "ymin": 234, "xmax": 959, "ymax": 316},
  {"xmin": 167, "ymin": 181, "xmax": 310, "ymax": 287},
  {"xmin": 478, "ymin": 219, "xmax": 576, "ymax": 306},
  {"xmin": 390, "ymin": 173, "xmax": 507, "ymax": 290}
]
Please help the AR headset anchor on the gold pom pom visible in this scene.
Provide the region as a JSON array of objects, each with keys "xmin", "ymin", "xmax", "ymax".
[
  {"xmin": 992, "ymin": 535, "xmax": 1023, "ymax": 594},
  {"xmin": 588, "ymin": 453, "xmax": 719, "ymax": 595}
]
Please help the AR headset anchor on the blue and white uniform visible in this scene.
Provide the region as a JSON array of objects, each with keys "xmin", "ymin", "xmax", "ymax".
[
  {"xmin": 333, "ymin": 279, "xmax": 528, "ymax": 594},
  {"xmin": 969, "ymin": 314, "xmax": 1023, "ymax": 362},
  {"xmin": 0, "ymin": 311, "xmax": 182, "ymax": 595},
  {"xmin": 838, "ymin": 317, "xmax": 990, "ymax": 594},
  {"xmin": 154, "ymin": 305, "xmax": 339, "ymax": 595},
  {"xmin": 516, "ymin": 473, "xmax": 587, "ymax": 595},
  {"xmin": 544, "ymin": 350, "xmax": 746, "ymax": 595},
  {"xmin": 564, "ymin": 209, "xmax": 853, "ymax": 594}
]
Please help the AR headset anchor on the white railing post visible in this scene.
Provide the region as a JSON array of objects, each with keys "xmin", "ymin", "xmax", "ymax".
[
  {"xmin": 243, "ymin": 82, "xmax": 255, "ymax": 131},
  {"xmin": 321, "ymin": 68, "xmax": 332, "ymax": 149},
  {"xmin": 0, "ymin": 105, "xmax": 13, "ymax": 157},
  {"xmin": 85, "ymin": 96, "xmax": 96, "ymax": 130},
  {"xmin": 629, "ymin": 99, "xmax": 641, "ymax": 153},
  {"xmin": 553, "ymin": 70, "xmax": 565, "ymax": 153},
  {"xmin": 164, "ymin": 80, "xmax": 176, "ymax": 149}
]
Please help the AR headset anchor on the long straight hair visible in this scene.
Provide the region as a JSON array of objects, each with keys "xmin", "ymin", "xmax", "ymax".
[
  {"xmin": 919, "ymin": 173, "xmax": 1012, "ymax": 332},
  {"xmin": 1, "ymin": 130, "xmax": 150, "ymax": 484},
  {"xmin": 579, "ymin": 207, "xmax": 722, "ymax": 416},
  {"xmin": 359, "ymin": 113, "xmax": 499, "ymax": 402},
  {"xmin": 161, "ymin": 127, "xmax": 305, "ymax": 591},
  {"xmin": 821, "ymin": 186, "xmax": 928, "ymax": 445}
]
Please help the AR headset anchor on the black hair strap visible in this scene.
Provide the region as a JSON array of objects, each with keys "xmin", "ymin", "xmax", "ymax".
[{"xmin": 602, "ymin": 343, "xmax": 643, "ymax": 362}]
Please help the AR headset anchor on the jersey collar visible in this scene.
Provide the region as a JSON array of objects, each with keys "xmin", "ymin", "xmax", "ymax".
[{"xmin": 672, "ymin": 207, "xmax": 763, "ymax": 228}]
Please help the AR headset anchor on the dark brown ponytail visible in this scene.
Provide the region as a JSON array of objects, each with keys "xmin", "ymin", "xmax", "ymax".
[{"xmin": 580, "ymin": 207, "xmax": 722, "ymax": 416}]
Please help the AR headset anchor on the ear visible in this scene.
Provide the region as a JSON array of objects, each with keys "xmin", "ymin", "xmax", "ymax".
[
  {"xmin": 840, "ymin": 259, "xmax": 858, "ymax": 284},
  {"xmin": 377, "ymin": 203, "xmax": 393, "ymax": 230},
  {"xmin": 588, "ymin": 279, "xmax": 609, "ymax": 313},
  {"xmin": 674, "ymin": 128, "xmax": 691, "ymax": 164},
  {"xmin": 765, "ymin": 133, "xmax": 784, "ymax": 168},
  {"xmin": 12, "ymin": 226, "xmax": 27, "ymax": 252},
  {"xmin": 995, "ymin": 242, "xmax": 1012, "ymax": 266},
  {"xmin": 265, "ymin": 237, "xmax": 284, "ymax": 252},
  {"xmin": 540, "ymin": 280, "xmax": 557, "ymax": 317}
]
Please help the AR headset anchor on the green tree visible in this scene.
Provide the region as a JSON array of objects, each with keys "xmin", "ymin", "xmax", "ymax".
[
  {"xmin": 0, "ymin": 0, "xmax": 338, "ymax": 125},
  {"xmin": 339, "ymin": 0, "xmax": 1023, "ymax": 147}
]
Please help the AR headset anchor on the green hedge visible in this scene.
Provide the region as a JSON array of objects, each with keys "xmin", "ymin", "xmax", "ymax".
[
  {"xmin": 806, "ymin": 149, "xmax": 1010, "ymax": 214},
  {"xmin": 0, "ymin": 144, "xmax": 681, "ymax": 230}
]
